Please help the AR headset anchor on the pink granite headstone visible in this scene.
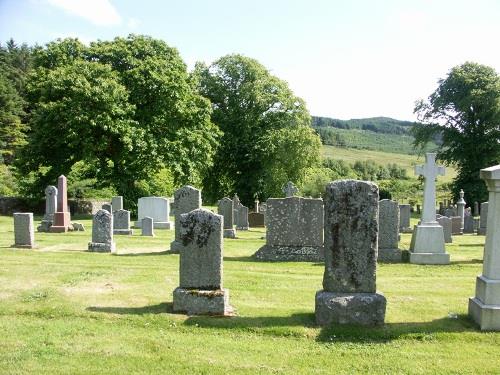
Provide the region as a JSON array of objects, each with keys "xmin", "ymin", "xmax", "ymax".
[{"xmin": 50, "ymin": 175, "xmax": 71, "ymax": 232}]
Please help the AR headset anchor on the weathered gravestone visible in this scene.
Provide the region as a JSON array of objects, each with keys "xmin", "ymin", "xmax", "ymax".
[
  {"xmin": 135, "ymin": 197, "xmax": 172, "ymax": 229},
  {"xmin": 378, "ymin": 199, "xmax": 402, "ymax": 262},
  {"xmin": 170, "ymin": 186, "xmax": 202, "ymax": 252},
  {"xmin": 102, "ymin": 203, "xmax": 112, "ymax": 213},
  {"xmin": 478, "ymin": 202, "xmax": 488, "ymax": 235},
  {"xmin": 13, "ymin": 213, "xmax": 35, "ymax": 248},
  {"xmin": 218, "ymin": 197, "xmax": 236, "ymax": 238},
  {"xmin": 248, "ymin": 212, "xmax": 265, "ymax": 227},
  {"xmin": 88, "ymin": 209, "xmax": 115, "ymax": 253},
  {"xmin": 38, "ymin": 185, "xmax": 58, "ymax": 232},
  {"xmin": 399, "ymin": 204, "xmax": 411, "ymax": 233},
  {"xmin": 172, "ymin": 208, "xmax": 233, "ymax": 316},
  {"xmin": 282, "ymin": 181, "xmax": 299, "ymax": 197},
  {"xmin": 437, "ymin": 216, "xmax": 452, "ymax": 243},
  {"xmin": 451, "ymin": 216, "xmax": 463, "ymax": 235},
  {"xmin": 236, "ymin": 205, "xmax": 249, "ymax": 230},
  {"xmin": 50, "ymin": 175, "xmax": 71, "ymax": 233},
  {"xmin": 254, "ymin": 196, "xmax": 324, "ymax": 261},
  {"xmin": 469, "ymin": 165, "xmax": 500, "ymax": 330},
  {"xmin": 113, "ymin": 209, "xmax": 133, "ymax": 235},
  {"xmin": 463, "ymin": 212, "xmax": 475, "ymax": 234},
  {"xmin": 141, "ymin": 217, "xmax": 154, "ymax": 236},
  {"xmin": 315, "ymin": 180, "xmax": 386, "ymax": 326},
  {"xmin": 409, "ymin": 153, "xmax": 449, "ymax": 264},
  {"xmin": 111, "ymin": 196, "xmax": 123, "ymax": 211}
]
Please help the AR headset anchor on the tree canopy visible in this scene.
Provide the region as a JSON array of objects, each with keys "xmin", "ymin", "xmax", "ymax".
[
  {"xmin": 196, "ymin": 54, "xmax": 321, "ymax": 205},
  {"xmin": 413, "ymin": 62, "xmax": 500, "ymax": 204}
]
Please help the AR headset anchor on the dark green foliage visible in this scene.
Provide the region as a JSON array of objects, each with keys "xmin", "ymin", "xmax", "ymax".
[
  {"xmin": 413, "ymin": 62, "xmax": 500, "ymax": 205},
  {"xmin": 312, "ymin": 116, "xmax": 416, "ymax": 135}
]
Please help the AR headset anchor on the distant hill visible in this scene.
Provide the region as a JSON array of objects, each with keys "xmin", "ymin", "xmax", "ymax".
[{"xmin": 311, "ymin": 116, "xmax": 438, "ymax": 155}]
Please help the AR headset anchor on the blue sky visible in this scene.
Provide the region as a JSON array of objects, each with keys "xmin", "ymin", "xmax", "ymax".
[{"xmin": 1, "ymin": 0, "xmax": 499, "ymax": 121}]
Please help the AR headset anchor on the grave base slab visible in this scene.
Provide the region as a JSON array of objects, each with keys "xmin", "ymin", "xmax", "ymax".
[{"xmin": 173, "ymin": 287, "xmax": 233, "ymax": 316}]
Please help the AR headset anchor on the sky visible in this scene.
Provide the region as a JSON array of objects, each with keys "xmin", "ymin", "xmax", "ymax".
[{"xmin": 1, "ymin": 0, "xmax": 499, "ymax": 121}]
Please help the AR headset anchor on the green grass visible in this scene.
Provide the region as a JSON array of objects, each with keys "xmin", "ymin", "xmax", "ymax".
[{"xmin": 1, "ymin": 214, "xmax": 499, "ymax": 374}]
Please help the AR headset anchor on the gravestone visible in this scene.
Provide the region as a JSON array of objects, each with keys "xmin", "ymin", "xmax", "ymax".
[
  {"xmin": 409, "ymin": 153, "xmax": 449, "ymax": 264},
  {"xmin": 254, "ymin": 196, "xmax": 324, "ymax": 261},
  {"xmin": 111, "ymin": 196, "xmax": 123, "ymax": 211},
  {"xmin": 218, "ymin": 197, "xmax": 236, "ymax": 238},
  {"xmin": 457, "ymin": 189, "xmax": 466, "ymax": 232},
  {"xmin": 464, "ymin": 214, "xmax": 475, "ymax": 234},
  {"xmin": 50, "ymin": 175, "xmax": 71, "ymax": 232},
  {"xmin": 399, "ymin": 204, "xmax": 411, "ymax": 233},
  {"xmin": 38, "ymin": 185, "xmax": 58, "ymax": 232},
  {"xmin": 478, "ymin": 202, "xmax": 488, "ymax": 235},
  {"xmin": 233, "ymin": 194, "xmax": 241, "ymax": 217},
  {"xmin": 13, "ymin": 213, "xmax": 35, "ymax": 248},
  {"xmin": 236, "ymin": 205, "xmax": 249, "ymax": 230},
  {"xmin": 88, "ymin": 209, "xmax": 115, "ymax": 253},
  {"xmin": 444, "ymin": 207, "xmax": 456, "ymax": 218},
  {"xmin": 170, "ymin": 186, "xmax": 202, "ymax": 252},
  {"xmin": 469, "ymin": 165, "xmax": 500, "ymax": 330},
  {"xmin": 315, "ymin": 180, "xmax": 386, "ymax": 326},
  {"xmin": 113, "ymin": 209, "xmax": 133, "ymax": 235},
  {"xmin": 248, "ymin": 212, "xmax": 265, "ymax": 227},
  {"xmin": 102, "ymin": 203, "xmax": 112, "ymax": 213},
  {"xmin": 254, "ymin": 199, "xmax": 259, "ymax": 213},
  {"xmin": 135, "ymin": 197, "xmax": 172, "ymax": 229},
  {"xmin": 173, "ymin": 208, "xmax": 233, "ymax": 316},
  {"xmin": 141, "ymin": 217, "xmax": 154, "ymax": 236},
  {"xmin": 437, "ymin": 216, "xmax": 452, "ymax": 243},
  {"xmin": 378, "ymin": 199, "xmax": 402, "ymax": 262},
  {"xmin": 451, "ymin": 216, "xmax": 462, "ymax": 235},
  {"xmin": 474, "ymin": 201, "xmax": 479, "ymax": 217},
  {"xmin": 72, "ymin": 222, "xmax": 85, "ymax": 231},
  {"xmin": 282, "ymin": 181, "xmax": 299, "ymax": 197}
]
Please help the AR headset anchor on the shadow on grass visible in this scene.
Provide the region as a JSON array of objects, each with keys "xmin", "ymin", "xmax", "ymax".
[
  {"xmin": 87, "ymin": 302, "xmax": 174, "ymax": 315},
  {"xmin": 223, "ymin": 256, "xmax": 257, "ymax": 262},
  {"xmin": 113, "ymin": 251, "xmax": 172, "ymax": 257},
  {"xmin": 450, "ymin": 259, "xmax": 483, "ymax": 265}
]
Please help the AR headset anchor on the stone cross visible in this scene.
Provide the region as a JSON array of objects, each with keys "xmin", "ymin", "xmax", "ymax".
[
  {"xmin": 282, "ymin": 181, "xmax": 299, "ymax": 197},
  {"xmin": 415, "ymin": 153, "xmax": 445, "ymax": 224}
]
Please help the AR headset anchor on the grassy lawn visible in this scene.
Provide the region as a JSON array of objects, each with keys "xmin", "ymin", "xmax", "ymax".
[{"xmin": 0, "ymin": 214, "xmax": 498, "ymax": 374}]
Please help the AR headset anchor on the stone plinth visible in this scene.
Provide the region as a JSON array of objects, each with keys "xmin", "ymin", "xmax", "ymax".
[
  {"xmin": 315, "ymin": 180, "xmax": 386, "ymax": 326},
  {"xmin": 469, "ymin": 165, "xmax": 500, "ymax": 330},
  {"xmin": 170, "ymin": 186, "xmax": 201, "ymax": 252},
  {"xmin": 13, "ymin": 213, "xmax": 35, "ymax": 248}
]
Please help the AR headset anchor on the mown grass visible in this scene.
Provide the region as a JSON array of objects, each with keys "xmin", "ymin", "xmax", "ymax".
[{"xmin": 0, "ymin": 214, "xmax": 498, "ymax": 374}]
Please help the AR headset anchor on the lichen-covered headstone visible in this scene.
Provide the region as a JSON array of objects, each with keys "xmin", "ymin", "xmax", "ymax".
[
  {"xmin": 378, "ymin": 199, "xmax": 402, "ymax": 262},
  {"xmin": 111, "ymin": 196, "xmax": 123, "ymax": 211},
  {"xmin": 13, "ymin": 213, "xmax": 35, "ymax": 248},
  {"xmin": 38, "ymin": 185, "xmax": 58, "ymax": 232},
  {"xmin": 141, "ymin": 217, "xmax": 154, "ymax": 236},
  {"xmin": 315, "ymin": 180, "xmax": 386, "ymax": 326},
  {"xmin": 218, "ymin": 197, "xmax": 236, "ymax": 238},
  {"xmin": 113, "ymin": 209, "xmax": 133, "ymax": 235},
  {"xmin": 170, "ymin": 186, "xmax": 201, "ymax": 252},
  {"xmin": 88, "ymin": 209, "xmax": 115, "ymax": 253},
  {"xmin": 172, "ymin": 208, "xmax": 233, "ymax": 316}
]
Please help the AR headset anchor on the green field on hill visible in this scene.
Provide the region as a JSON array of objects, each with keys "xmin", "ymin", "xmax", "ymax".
[{"xmin": 0, "ymin": 215, "xmax": 498, "ymax": 374}]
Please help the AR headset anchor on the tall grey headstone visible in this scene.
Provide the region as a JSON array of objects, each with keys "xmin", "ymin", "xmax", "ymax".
[
  {"xmin": 135, "ymin": 197, "xmax": 172, "ymax": 229},
  {"xmin": 478, "ymin": 202, "xmax": 488, "ymax": 235},
  {"xmin": 315, "ymin": 180, "xmax": 386, "ymax": 326},
  {"xmin": 451, "ymin": 216, "xmax": 463, "ymax": 235},
  {"xmin": 13, "ymin": 213, "xmax": 35, "ymax": 248},
  {"xmin": 38, "ymin": 185, "xmax": 58, "ymax": 232},
  {"xmin": 173, "ymin": 208, "xmax": 233, "ymax": 316},
  {"xmin": 409, "ymin": 153, "xmax": 449, "ymax": 264},
  {"xmin": 378, "ymin": 199, "xmax": 402, "ymax": 262},
  {"xmin": 464, "ymin": 214, "xmax": 475, "ymax": 234},
  {"xmin": 236, "ymin": 205, "xmax": 249, "ymax": 230},
  {"xmin": 282, "ymin": 181, "xmax": 299, "ymax": 197},
  {"xmin": 218, "ymin": 197, "xmax": 236, "ymax": 238},
  {"xmin": 141, "ymin": 216, "xmax": 154, "ymax": 236},
  {"xmin": 469, "ymin": 165, "xmax": 500, "ymax": 330},
  {"xmin": 113, "ymin": 209, "xmax": 133, "ymax": 235},
  {"xmin": 170, "ymin": 186, "xmax": 202, "ymax": 252},
  {"xmin": 111, "ymin": 196, "xmax": 123, "ymax": 211},
  {"xmin": 437, "ymin": 216, "xmax": 452, "ymax": 243},
  {"xmin": 254, "ymin": 196, "xmax": 324, "ymax": 261},
  {"xmin": 88, "ymin": 209, "xmax": 115, "ymax": 253},
  {"xmin": 399, "ymin": 204, "xmax": 411, "ymax": 233}
]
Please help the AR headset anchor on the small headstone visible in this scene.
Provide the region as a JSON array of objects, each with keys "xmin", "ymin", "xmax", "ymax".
[
  {"xmin": 218, "ymin": 197, "xmax": 236, "ymax": 238},
  {"xmin": 399, "ymin": 204, "xmax": 411, "ymax": 233},
  {"xmin": 282, "ymin": 181, "xmax": 299, "ymax": 197},
  {"xmin": 13, "ymin": 213, "xmax": 35, "ymax": 248},
  {"xmin": 102, "ymin": 203, "xmax": 112, "ymax": 213},
  {"xmin": 378, "ymin": 199, "xmax": 402, "ymax": 262},
  {"xmin": 135, "ymin": 197, "xmax": 172, "ymax": 229},
  {"xmin": 50, "ymin": 175, "xmax": 71, "ymax": 233},
  {"xmin": 437, "ymin": 216, "xmax": 452, "ymax": 243},
  {"xmin": 236, "ymin": 205, "xmax": 249, "ymax": 230},
  {"xmin": 478, "ymin": 202, "xmax": 488, "ymax": 235},
  {"xmin": 141, "ymin": 217, "xmax": 154, "ymax": 236},
  {"xmin": 88, "ymin": 209, "xmax": 115, "ymax": 253},
  {"xmin": 111, "ymin": 196, "xmax": 123, "ymax": 211},
  {"xmin": 315, "ymin": 180, "xmax": 386, "ymax": 326},
  {"xmin": 248, "ymin": 212, "xmax": 265, "ymax": 227},
  {"xmin": 463, "ymin": 215, "xmax": 475, "ymax": 233},
  {"xmin": 38, "ymin": 185, "xmax": 58, "ymax": 232},
  {"xmin": 170, "ymin": 186, "xmax": 202, "ymax": 252},
  {"xmin": 451, "ymin": 216, "xmax": 463, "ymax": 235},
  {"xmin": 113, "ymin": 209, "xmax": 133, "ymax": 235},
  {"xmin": 172, "ymin": 208, "xmax": 233, "ymax": 316}
]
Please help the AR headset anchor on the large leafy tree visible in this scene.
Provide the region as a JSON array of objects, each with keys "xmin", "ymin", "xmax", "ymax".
[
  {"xmin": 413, "ymin": 62, "xmax": 500, "ymax": 204},
  {"xmin": 196, "ymin": 54, "xmax": 321, "ymax": 205},
  {"xmin": 18, "ymin": 36, "xmax": 220, "ymax": 205}
]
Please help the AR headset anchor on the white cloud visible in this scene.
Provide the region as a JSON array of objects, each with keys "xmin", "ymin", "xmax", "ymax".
[{"xmin": 47, "ymin": 0, "xmax": 122, "ymax": 26}]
